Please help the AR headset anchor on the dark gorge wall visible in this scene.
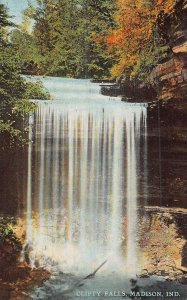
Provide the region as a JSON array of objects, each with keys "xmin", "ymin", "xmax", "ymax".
[
  {"xmin": 0, "ymin": 147, "xmax": 27, "ymax": 216},
  {"xmin": 149, "ymin": 0, "xmax": 187, "ymax": 101}
]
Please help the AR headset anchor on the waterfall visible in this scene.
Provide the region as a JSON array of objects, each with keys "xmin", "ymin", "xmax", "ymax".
[
  {"xmin": 25, "ymin": 78, "xmax": 147, "ymax": 275},
  {"xmin": 26, "ymin": 115, "xmax": 34, "ymax": 243}
]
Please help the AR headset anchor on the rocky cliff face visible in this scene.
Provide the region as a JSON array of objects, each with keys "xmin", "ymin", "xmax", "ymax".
[
  {"xmin": 149, "ymin": 0, "xmax": 187, "ymax": 101},
  {"xmin": 138, "ymin": 208, "xmax": 187, "ymax": 282}
]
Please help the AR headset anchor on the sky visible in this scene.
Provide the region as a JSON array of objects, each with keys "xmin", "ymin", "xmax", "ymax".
[{"xmin": 0, "ymin": 0, "xmax": 36, "ymax": 24}]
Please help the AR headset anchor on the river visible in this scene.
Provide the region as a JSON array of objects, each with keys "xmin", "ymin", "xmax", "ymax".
[{"xmin": 1, "ymin": 77, "xmax": 187, "ymax": 299}]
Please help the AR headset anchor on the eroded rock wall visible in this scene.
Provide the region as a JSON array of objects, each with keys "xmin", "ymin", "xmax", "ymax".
[
  {"xmin": 138, "ymin": 209, "xmax": 187, "ymax": 281},
  {"xmin": 149, "ymin": 0, "xmax": 187, "ymax": 101}
]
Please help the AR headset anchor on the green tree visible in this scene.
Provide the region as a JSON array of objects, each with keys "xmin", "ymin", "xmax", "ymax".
[
  {"xmin": 76, "ymin": 0, "xmax": 116, "ymax": 78},
  {"xmin": 11, "ymin": 28, "xmax": 42, "ymax": 75},
  {"xmin": 0, "ymin": 4, "xmax": 37, "ymax": 149},
  {"xmin": 13, "ymin": 0, "xmax": 116, "ymax": 78}
]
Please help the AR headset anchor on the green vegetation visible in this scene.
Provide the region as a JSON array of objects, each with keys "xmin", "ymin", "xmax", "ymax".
[
  {"xmin": 0, "ymin": 217, "xmax": 22, "ymax": 271},
  {"xmin": 11, "ymin": 0, "xmax": 116, "ymax": 79},
  {"xmin": 0, "ymin": 4, "xmax": 51, "ymax": 150},
  {"xmin": 0, "ymin": 217, "xmax": 16, "ymax": 243},
  {"xmin": 25, "ymin": 80, "xmax": 51, "ymax": 100},
  {"xmin": 0, "ymin": 46, "xmax": 34, "ymax": 148}
]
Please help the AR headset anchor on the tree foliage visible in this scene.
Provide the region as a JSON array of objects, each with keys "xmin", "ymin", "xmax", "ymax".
[
  {"xmin": 107, "ymin": 0, "xmax": 178, "ymax": 80},
  {"xmin": 0, "ymin": 45, "xmax": 35, "ymax": 148},
  {"xmin": 0, "ymin": 4, "xmax": 50, "ymax": 150},
  {"xmin": 11, "ymin": 0, "xmax": 116, "ymax": 79},
  {"xmin": 0, "ymin": 217, "xmax": 22, "ymax": 269},
  {"xmin": 9, "ymin": 0, "xmax": 180, "ymax": 81},
  {"xmin": 3, "ymin": 0, "xmax": 180, "ymax": 83}
]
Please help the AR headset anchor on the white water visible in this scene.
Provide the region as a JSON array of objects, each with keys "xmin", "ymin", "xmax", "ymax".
[{"xmin": 26, "ymin": 77, "xmax": 147, "ymax": 277}]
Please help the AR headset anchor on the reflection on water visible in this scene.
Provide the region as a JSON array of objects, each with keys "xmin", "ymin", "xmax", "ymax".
[{"xmin": 25, "ymin": 78, "xmax": 147, "ymax": 275}]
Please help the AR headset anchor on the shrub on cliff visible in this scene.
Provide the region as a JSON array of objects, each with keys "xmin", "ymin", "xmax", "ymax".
[
  {"xmin": 25, "ymin": 80, "xmax": 51, "ymax": 100},
  {"xmin": 0, "ymin": 218, "xmax": 22, "ymax": 273}
]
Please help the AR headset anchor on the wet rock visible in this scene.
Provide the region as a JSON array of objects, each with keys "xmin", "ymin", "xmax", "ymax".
[
  {"xmin": 0, "ymin": 284, "xmax": 11, "ymax": 300},
  {"xmin": 100, "ymin": 81, "xmax": 156, "ymax": 102},
  {"xmin": 181, "ymin": 242, "xmax": 187, "ymax": 267},
  {"xmin": 178, "ymin": 276, "xmax": 187, "ymax": 284},
  {"xmin": 23, "ymin": 243, "xmax": 33, "ymax": 266},
  {"xmin": 139, "ymin": 269, "xmax": 150, "ymax": 278},
  {"xmin": 0, "ymin": 266, "xmax": 31, "ymax": 282},
  {"xmin": 147, "ymin": 264, "xmax": 157, "ymax": 275},
  {"xmin": 174, "ymin": 270, "xmax": 184, "ymax": 276}
]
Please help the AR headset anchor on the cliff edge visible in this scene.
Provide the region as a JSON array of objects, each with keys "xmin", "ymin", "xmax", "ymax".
[{"xmin": 149, "ymin": 0, "xmax": 187, "ymax": 101}]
